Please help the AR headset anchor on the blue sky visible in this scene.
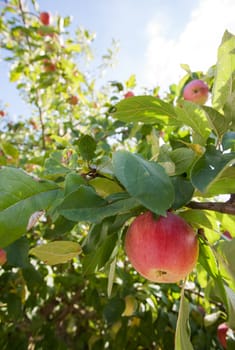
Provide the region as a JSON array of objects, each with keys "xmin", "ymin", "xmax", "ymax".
[{"xmin": 1, "ymin": 0, "xmax": 235, "ymax": 119}]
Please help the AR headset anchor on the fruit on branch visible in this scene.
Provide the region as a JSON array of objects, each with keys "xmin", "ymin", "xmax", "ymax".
[
  {"xmin": 183, "ymin": 79, "xmax": 209, "ymax": 105},
  {"xmin": 0, "ymin": 110, "xmax": 5, "ymax": 117},
  {"xmin": 0, "ymin": 249, "xmax": 7, "ymax": 265},
  {"xmin": 125, "ymin": 211, "xmax": 199, "ymax": 283},
  {"xmin": 40, "ymin": 12, "xmax": 51, "ymax": 26},
  {"xmin": 43, "ymin": 59, "xmax": 56, "ymax": 72},
  {"xmin": 217, "ymin": 323, "xmax": 229, "ymax": 348},
  {"xmin": 68, "ymin": 95, "xmax": 79, "ymax": 105},
  {"xmin": 124, "ymin": 91, "xmax": 134, "ymax": 99}
]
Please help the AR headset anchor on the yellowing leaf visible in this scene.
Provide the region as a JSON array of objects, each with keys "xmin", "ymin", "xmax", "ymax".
[
  {"xmin": 29, "ymin": 241, "xmax": 82, "ymax": 265},
  {"xmin": 90, "ymin": 177, "xmax": 123, "ymax": 198}
]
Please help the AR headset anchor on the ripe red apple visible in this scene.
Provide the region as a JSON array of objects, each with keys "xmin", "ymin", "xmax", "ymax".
[
  {"xmin": 68, "ymin": 95, "xmax": 79, "ymax": 105},
  {"xmin": 124, "ymin": 91, "xmax": 134, "ymax": 99},
  {"xmin": 39, "ymin": 12, "xmax": 51, "ymax": 26},
  {"xmin": 0, "ymin": 249, "xmax": 7, "ymax": 265},
  {"xmin": 125, "ymin": 211, "xmax": 199, "ymax": 283},
  {"xmin": 183, "ymin": 79, "xmax": 209, "ymax": 105},
  {"xmin": 43, "ymin": 59, "xmax": 56, "ymax": 72},
  {"xmin": 0, "ymin": 110, "xmax": 5, "ymax": 117},
  {"xmin": 217, "ymin": 323, "xmax": 229, "ymax": 348}
]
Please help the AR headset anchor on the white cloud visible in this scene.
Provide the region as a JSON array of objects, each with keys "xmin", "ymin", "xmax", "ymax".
[{"xmin": 143, "ymin": 0, "xmax": 235, "ymax": 94}]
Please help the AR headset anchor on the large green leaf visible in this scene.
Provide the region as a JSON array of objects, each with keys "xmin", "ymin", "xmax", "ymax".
[
  {"xmin": 59, "ymin": 185, "xmax": 140, "ymax": 223},
  {"xmin": 5, "ymin": 237, "xmax": 30, "ymax": 268},
  {"xmin": 82, "ymin": 231, "xmax": 119, "ymax": 275},
  {"xmin": 113, "ymin": 151, "xmax": 174, "ymax": 216},
  {"xmin": 198, "ymin": 238, "xmax": 219, "ymax": 279},
  {"xmin": 111, "ymin": 95, "xmax": 176, "ymax": 124},
  {"xmin": 29, "ymin": 241, "xmax": 82, "ymax": 265},
  {"xmin": 175, "ymin": 290, "xmax": 194, "ymax": 350},
  {"xmin": 171, "ymin": 176, "xmax": 194, "ymax": 210},
  {"xmin": 203, "ymin": 166, "xmax": 235, "ymax": 197},
  {"xmin": 169, "ymin": 148, "xmax": 196, "ymax": 175},
  {"xmin": 0, "ymin": 167, "xmax": 61, "ymax": 247},
  {"xmin": 175, "ymin": 102, "xmax": 211, "ymax": 145},
  {"xmin": 203, "ymin": 106, "xmax": 228, "ymax": 139},
  {"xmin": 224, "ymin": 286, "xmax": 235, "ymax": 329},
  {"xmin": 190, "ymin": 145, "xmax": 235, "ymax": 193},
  {"xmin": 218, "ymin": 239, "xmax": 235, "ymax": 291},
  {"xmin": 77, "ymin": 134, "xmax": 96, "ymax": 161},
  {"xmin": 89, "ymin": 177, "xmax": 124, "ymax": 198},
  {"xmin": 212, "ymin": 30, "xmax": 235, "ymax": 111}
]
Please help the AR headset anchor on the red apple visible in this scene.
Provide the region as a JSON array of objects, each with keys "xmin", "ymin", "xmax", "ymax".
[
  {"xmin": 68, "ymin": 95, "xmax": 79, "ymax": 105},
  {"xmin": 183, "ymin": 79, "xmax": 209, "ymax": 105},
  {"xmin": 43, "ymin": 59, "xmax": 56, "ymax": 72},
  {"xmin": 217, "ymin": 323, "xmax": 229, "ymax": 348},
  {"xmin": 0, "ymin": 249, "xmax": 7, "ymax": 266},
  {"xmin": 124, "ymin": 91, "xmax": 134, "ymax": 99},
  {"xmin": 222, "ymin": 231, "xmax": 232, "ymax": 240},
  {"xmin": 125, "ymin": 211, "xmax": 199, "ymax": 283},
  {"xmin": 0, "ymin": 110, "xmax": 5, "ymax": 117},
  {"xmin": 39, "ymin": 12, "xmax": 51, "ymax": 26}
]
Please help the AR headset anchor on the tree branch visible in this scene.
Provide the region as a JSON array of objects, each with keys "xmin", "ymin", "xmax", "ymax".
[{"xmin": 187, "ymin": 195, "xmax": 235, "ymax": 215}]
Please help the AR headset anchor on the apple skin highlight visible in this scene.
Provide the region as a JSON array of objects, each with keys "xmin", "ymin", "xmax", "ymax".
[{"xmin": 125, "ymin": 211, "xmax": 199, "ymax": 283}]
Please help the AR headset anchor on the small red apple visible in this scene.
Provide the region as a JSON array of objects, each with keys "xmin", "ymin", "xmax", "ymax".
[
  {"xmin": 43, "ymin": 59, "xmax": 56, "ymax": 72},
  {"xmin": 125, "ymin": 211, "xmax": 199, "ymax": 283},
  {"xmin": 0, "ymin": 249, "xmax": 7, "ymax": 266},
  {"xmin": 183, "ymin": 79, "xmax": 209, "ymax": 105},
  {"xmin": 39, "ymin": 12, "xmax": 51, "ymax": 26},
  {"xmin": 217, "ymin": 323, "xmax": 229, "ymax": 348},
  {"xmin": 222, "ymin": 231, "xmax": 232, "ymax": 240},
  {"xmin": 124, "ymin": 91, "xmax": 134, "ymax": 99},
  {"xmin": 68, "ymin": 95, "xmax": 79, "ymax": 105},
  {"xmin": 0, "ymin": 110, "xmax": 5, "ymax": 117}
]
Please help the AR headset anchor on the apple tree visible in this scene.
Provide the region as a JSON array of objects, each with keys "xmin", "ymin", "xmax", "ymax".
[{"xmin": 0, "ymin": 1, "xmax": 235, "ymax": 349}]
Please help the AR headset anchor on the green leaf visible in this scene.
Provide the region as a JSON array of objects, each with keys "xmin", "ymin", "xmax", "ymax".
[
  {"xmin": 222, "ymin": 132, "xmax": 235, "ymax": 150},
  {"xmin": 113, "ymin": 151, "xmax": 174, "ymax": 216},
  {"xmin": 203, "ymin": 106, "xmax": 228, "ymax": 139},
  {"xmin": 190, "ymin": 145, "xmax": 235, "ymax": 193},
  {"xmin": 107, "ymin": 257, "xmax": 117, "ymax": 298},
  {"xmin": 5, "ymin": 237, "xmax": 30, "ymax": 268},
  {"xmin": 225, "ymin": 285, "xmax": 235, "ymax": 329},
  {"xmin": 218, "ymin": 239, "xmax": 235, "ymax": 288},
  {"xmin": 125, "ymin": 74, "xmax": 136, "ymax": 89},
  {"xmin": 90, "ymin": 177, "xmax": 124, "ymax": 198},
  {"xmin": 29, "ymin": 241, "xmax": 82, "ymax": 265},
  {"xmin": 64, "ymin": 172, "xmax": 87, "ymax": 196},
  {"xmin": 44, "ymin": 151, "xmax": 70, "ymax": 179},
  {"xmin": 111, "ymin": 96, "xmax": 176, "ymax": 124},
  {"xmin": 171, "ymin": 176, "xmax": 194, "ymax": 210},
  {"xmin": 175, "ymin": 290, "xmax": 194, "ymax": 350},
  {"xmin": 7, "ymin": 294, "xmax": 22, "ymax": 320},
  {"xmin": 82, "ymin": 231, "xmax": 119, "ymax": 274},
  {"xmin": 103, "ymin": 297, "xmax": 125, "ymax": 324},
  {"xmin": 203, "ymin": 166, "xmax": 235, "ymax": 197},
  {"xmin": 83, "ymin": 214, "xmax": 131, "ymax": 253},
  {"xmin": 0, "ymin": 141, "xmax": 19, "ymax": 160},
  {"xmin": 77, "ymin": 134, "xmax": 96, "ymax": 161},
  {"xmin": 59, "ymin": 185, "xmax": 140, "ymax": 223},
  {"xmin": 0, "ymin": 167, "xmax": 61, "ymax": 247},
  {"xmin": 175, "ymin": 102, "xmax": 211, "ymax": 145},
  {"xmin": 169, "ymin": 148, "xmax": 196, "ymax": 175},
  {"xmin": 198, "ymin": 238, "xmax": 219, "ymax": 279},
  {"xmin": 212, "ymin": 30, "xmax": 235, "ymax": 111}
]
